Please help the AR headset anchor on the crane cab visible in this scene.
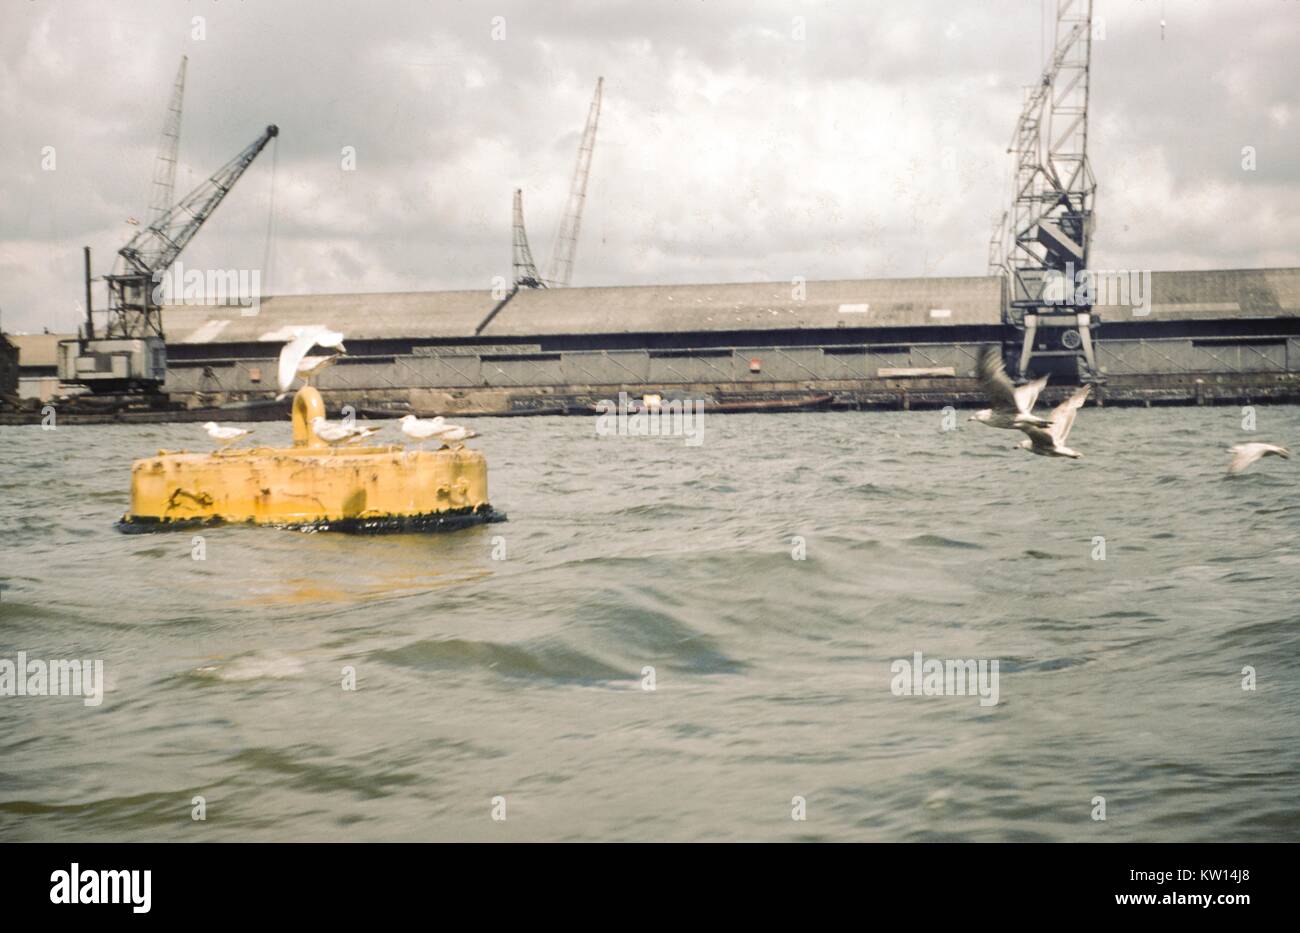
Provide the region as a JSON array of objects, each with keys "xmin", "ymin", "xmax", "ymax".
[{"xmin": 57, "ymin": 336, "xmax": 167, "ymax": 393}]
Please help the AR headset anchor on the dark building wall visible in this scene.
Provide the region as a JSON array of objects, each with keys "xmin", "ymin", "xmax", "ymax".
[
  {"xmin": 0, "ymin": 336, "xmax": 19, "ymax": 396},
  {"xmin": 163, "ymin": 333, "xmax": 1300, "ymax": 398}
]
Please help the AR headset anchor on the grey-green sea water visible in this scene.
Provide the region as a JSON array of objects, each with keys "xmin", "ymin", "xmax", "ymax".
[{"xmin": 1, "ymin": 406, "xmax": 1298, "ymax": 841}]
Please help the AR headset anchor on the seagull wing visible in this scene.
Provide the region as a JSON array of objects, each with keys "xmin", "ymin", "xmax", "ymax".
[
  {"xmin": 278, "ymin": 333, "xmax": 320, "ymax": 393},
  {"xmin": 1013, "ymin": 376, "xmax": 1049, "ymax": 415},
  {"xmin": 1227, "ymin": 444, "xmax": 1264, "ymax": 474},
  {"xmin": 1048, "ymin": 385, "xmax": 1092, "ymax": 444},
  {"xmin": 976, "ymin": 346, "xmax": 1019, "ymax": 412},
  {"xmin": 1020, "ymin": 424, "xmax": 1056, "ymax": 450},
  {"xmin": 316, "ymin": 328, "xmax": 346, "ymax": 350}
]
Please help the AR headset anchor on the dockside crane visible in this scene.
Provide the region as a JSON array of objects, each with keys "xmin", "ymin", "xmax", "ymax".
[
  {"xmin": 512, "ymin": 188, "xmax": 545, "ymax": 289},
  {"xmin": 544, "ymin": 77, "xmax": 603, "ymax": 288},
  {"xmin": 61, "ymin": 124, "xmax": 279, "ymax": 394},
  {"xmin": 994, "ymin": 0, "xmax": 1098, "ymax": 381}
]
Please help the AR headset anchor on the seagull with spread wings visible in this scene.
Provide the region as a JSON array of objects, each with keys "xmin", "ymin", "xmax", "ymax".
[
  {"xmin": 1226, "ymin": 442, "xmax": 1291, "ymax": 475},
  {"xmin": 276, "ymin": 326, "xmax": 347, "ymax": 397},
  {"xmin": 1015, "ymin": 385, "xmax": 1092, "ymax": 459},
  {"xmin": 969, "ymin": 346, "xmax": 1053, "ymax": 433}
]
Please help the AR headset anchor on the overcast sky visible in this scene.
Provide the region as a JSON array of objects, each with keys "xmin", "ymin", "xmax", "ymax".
[{"xmin": 2, "ymin": 0, "xmax": 1297, "ymax": 333}]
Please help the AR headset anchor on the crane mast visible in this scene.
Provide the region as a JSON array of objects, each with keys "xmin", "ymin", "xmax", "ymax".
[
  {"xmin": 512, "ymin": 189, "xmax": 545, "ymax": 289},
  {"xmin": 545, "ymin": 77, "xmax": 603, "ymax": 288},
  {"xmin": 147, "ymin": 55, "xmax": 187, "ymax": 230},
  {"xmin": 998, "ymin": 0, "xmax": 1097, "ymax": 380}
]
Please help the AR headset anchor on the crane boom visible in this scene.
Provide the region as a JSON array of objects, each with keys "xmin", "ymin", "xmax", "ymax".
[
  {"xmin": 115, "ymin": 124, "xmax": 279, "ymax": 285},
  {"xmin": 545, "ymin": 77, "xmax": 603, "ymax": 288},
  {"xmin": 147, "ymin": 55, "xmax": 187, "ymax": 229},
  {"xmin": 512, "ymin": 189, "xmax": 545, "ymax": 288}
]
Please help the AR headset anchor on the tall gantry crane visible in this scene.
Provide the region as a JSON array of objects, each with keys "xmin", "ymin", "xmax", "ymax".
[
  {"xmin": 544, "ymin": 76, "xmax": 603, "ymax": 288},
  {"xmin": 62, "ymin": 125, "xmax": 279, "ymax": 393},
  {"xmin": 512, "ymin": 188, "xmax": 545, "ymax": 289},
  {"xmin": 994, "ymin": 0, "xmax": 1098, "ymax": 381},
  {"xmin": 147, "ymin": 55, "xmax": 187, "ymax": 230}
]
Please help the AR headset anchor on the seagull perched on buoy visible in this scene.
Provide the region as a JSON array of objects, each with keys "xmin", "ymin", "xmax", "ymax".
[
  {"xmin": 1227, "ymin": 442, "xmax": 1291, "ymax": 475},
  {"xmin": 274, "ymin": 326, "xmax": 347, "ymax": 397},
  {"xmin": 343, "ymin": 426, "xmax": 381, "ymax": 444},
  {"xmin": 398, "ymin": 414, "xmax": 446, "ymax": 449},
  {"xmin": 398, "ymin": 414, "xmax": 477, "ymax": 450},
  {"xmin": 1016, "ymin": 385, "xmax": 1092, "ymax": 459},
  {"xmin": 204, "ymin": 421, "xmax": 252, "ymax": 448},
  {"xmin": 295, "ymin": 354, "xmax": 340, "ymax": 384},
  {"xmin": 435, "ymin": 424, "xmax": 478, "ymax": 449},
  {"xmin": 969, "ymin": 346, "xmax": 1053, "ymax": 434},
  {"xmin": 311, "ymin": 415, "xmax": 371, "ymax": 447}
]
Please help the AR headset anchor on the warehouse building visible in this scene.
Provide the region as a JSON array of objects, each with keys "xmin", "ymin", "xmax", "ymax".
[
  {"xmin": 7, "ymin": 333, "xmax": 80, "ymax": 402},
  {"xmin": 160, "ymin": 267, "xmax": 1300, "ymax": 412}
]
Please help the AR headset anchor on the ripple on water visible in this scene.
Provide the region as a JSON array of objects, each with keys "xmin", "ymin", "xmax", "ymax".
[{"xmin": 368, "ymin": 637, "xmax": 629, "ymax": 684}]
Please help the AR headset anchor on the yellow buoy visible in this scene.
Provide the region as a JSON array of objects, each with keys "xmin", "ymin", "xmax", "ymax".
[{"xmin": 117, "ymin": 387, "xmax": 504, "ymax": 533}]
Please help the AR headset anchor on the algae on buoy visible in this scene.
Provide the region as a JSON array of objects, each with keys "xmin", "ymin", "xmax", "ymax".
[{"xmin": 117, "ymin": 387, "xmax": 505, "ymax": 533}]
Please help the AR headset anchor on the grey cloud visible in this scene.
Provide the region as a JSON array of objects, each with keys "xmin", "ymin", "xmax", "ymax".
[{"xmin": 1, "ymin": 0, "xmax": 1296, "ymax": 333}]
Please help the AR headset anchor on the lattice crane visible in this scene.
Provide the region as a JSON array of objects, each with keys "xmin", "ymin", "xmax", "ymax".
[
  {"xmin": 544, "ymin": 77, "xmax": 603, "ymax": 288},
  {"xmin": 994, "ymin": 0, "xmax": 1098, "ymax": 380},
  {"xmin": 63, "ymin": 125, "xmax": 279, "ymax": 393}
]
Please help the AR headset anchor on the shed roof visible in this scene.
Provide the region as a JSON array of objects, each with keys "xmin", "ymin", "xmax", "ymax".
[{"xmin": 1091, "ymin": 267, "xmax": 1300, "ymax": 322}]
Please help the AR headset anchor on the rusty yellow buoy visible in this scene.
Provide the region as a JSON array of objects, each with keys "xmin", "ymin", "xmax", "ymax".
[{"xmin": 116, "ymin": 387, "xmax": 504, "ymax": 533}]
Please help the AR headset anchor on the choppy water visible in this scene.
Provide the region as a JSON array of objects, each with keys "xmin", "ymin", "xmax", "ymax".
[{"xmin": 1, "ymin": 406, "xmax": 1298, "ymax": 841}]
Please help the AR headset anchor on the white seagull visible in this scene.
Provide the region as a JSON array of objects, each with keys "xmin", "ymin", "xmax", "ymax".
[
  {"xmin": 969, "ymin": 346, "xmax": 1053, "ymax": 433},
  {"xmin": 311, "ymin": 415, "xmax": 371, "ymax": 447},
  {"xmin": 434, "ymin": 424, "xmax": 479, "ymax": 449},
  {"xmin": 343, "ymin": 426, "xmax": 381, "ymax": 444},
  {"xmin": 1016, "ymin": 385, "xmax": 1092, "ymax": 459},
  {"xmin": 204, "ymin": 421, "xmax": 252, "ymax": 448},
  {"xmin": 1227, "ymin": 443, "xmax": 1291, "ymax": 475},
  {"xmin": 295, "ymin": 354, "xmax": 339, "ymax": 383},
  {"xmin": 276, "ymin": 326, "xmax": 347, "ymax": 396},
  {"xmin": 398, "ymin": 414, "xmax": 447, "ymax": 448}
]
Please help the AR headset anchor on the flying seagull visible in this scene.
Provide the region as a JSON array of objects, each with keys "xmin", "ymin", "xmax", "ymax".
[
  {"xmin": 1016, "ymin": 385, "xmax": 1092, "ymax": 459},
  {"xmin": 1227, "ymin": 443, "xmax": 1291, "ymax": 475},
  {"xmin": 969, "ymin": 346, "xmax": 1053, "ymax": 432},
  {"xmin": 204, "ymin": 421, "xmax": 252, "ymax": 448},
  {"xmin": 276, "ymin": 326, "xmax": 347, "ymax": 396}
]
